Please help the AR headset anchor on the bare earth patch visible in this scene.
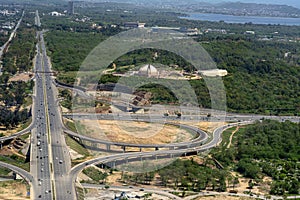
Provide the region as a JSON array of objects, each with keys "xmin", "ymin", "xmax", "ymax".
[
  {"xmin": 8, "ymin": 72, "xmax": 32, "ymax": 82},
  {"xmin": 196, "ymin": 196, "xmax": 251, "ymax": 200},
  {"xmin": 0, "ymin": 181, "xmax": 29, "ymax": 199},
  {"xmin": 180, "ymin": 121, "xmax": 226, "ymax": 133},
  {"xmin": 77, "ymin": 120, "xmax": 194, "ymax": 145},
  {"xmin": 0, "ymin": 125, "xmax": 23, "ymax": 137}
]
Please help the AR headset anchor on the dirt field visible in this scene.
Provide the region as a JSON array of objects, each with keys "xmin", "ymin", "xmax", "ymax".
[
  {"xmin": 77, "ymin": 120, "xmax": 194, "ymax": 144},
  {"xmin": 196, "ymin": 196, "xmax": 251, "ymax": 200},
  {"xmin": 8, "ymin": 73, "xmax": 32, "ymax": 82},
  {"xmin": 0, "ymin": 181, "xmax": 29, "ymax": 199},
  {"xmin": 0, "ymin": 126, "xmax": 20, "ymax": 136},
  {"xmin": 180, "ymin": 121, "xmax": 226, "ymax": 133}
]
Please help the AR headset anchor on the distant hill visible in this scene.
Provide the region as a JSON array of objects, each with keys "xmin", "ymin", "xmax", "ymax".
[
  {"xmin": 197, "ymin": 2, "xmax": 300, "ymax": 18},
  {"xmin": 79, "ymin": 0, "xmax": 300, "ymax": 18}
]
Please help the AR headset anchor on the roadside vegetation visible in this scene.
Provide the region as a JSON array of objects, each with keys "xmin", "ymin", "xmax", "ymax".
[
  {"xmin": 212, "ymin": 120, "xmax": 300, "ymax": 195},
  {"xmin": 0, "ymin": 155, "xmax": 29, "ymax": 171},
  {"xmin": 0, "ymin": 12, "xmax": 36, "ymax": 130},
  {"xmin": 82, "ymin": 167, "xmax": 108, "ymax": 184}
]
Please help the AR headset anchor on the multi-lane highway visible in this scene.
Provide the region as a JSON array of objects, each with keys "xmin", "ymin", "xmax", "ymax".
[
  {"xmin": 30, "ymin": 32, "xmax": 53, "ymax": 200},
  {"xmin": 36, "ymin": 31, "xmax": 74, "ymax": 199}
]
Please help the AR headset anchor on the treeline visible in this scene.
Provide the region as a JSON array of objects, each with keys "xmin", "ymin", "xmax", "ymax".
[
  {"xmin": 0, "ymin": 107, "xmax": 30, "ymax": 129},
  {"xmin": 0, "ymin": 12, "xmax": 35, "ymax": 129},
  {"xmin": 120, "ymin": 159, "xmax": 228, "ymax": 193},
  {"xmin": 45, "ymin": 31, "xmax": 106, "ymax": 72},
  {"xmin": 0, "ymin": 78, "xmax": 33, "ymax": 129},
  {"xmin": 213, "ymin": 120, "xmax": 300, "ymax": 195},
  {"xmin": 2, "ymin": 19, "xmax": 36, "ymax": 75},
  {"xmin": 201, "ymin": 39, "xmax": 300, "ymax": 115}
]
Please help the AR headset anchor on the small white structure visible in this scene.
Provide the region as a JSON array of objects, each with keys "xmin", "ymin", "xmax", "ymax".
[
  {"xmin": 124, "ymin": 22, "xmax": 145, "ymax": 29},
  {"xmin": 49, "ymin": 11, "xmax": 64, "ymax": 16},
  {"xmin": 138, "ymin": 64, "xmax": 159, "ymax": 78},
  {"xmin": 245, "ymin": 31, "xmax": 255, "ymax": 35},
  {"xmin": 199, "ymin": 69, "xmax": 228, "ymax": 77}
]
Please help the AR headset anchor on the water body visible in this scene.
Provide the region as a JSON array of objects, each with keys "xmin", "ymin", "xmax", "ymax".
[{"xmin": 180, "ymin": 13, "xmax": 300, "ymax": 26}]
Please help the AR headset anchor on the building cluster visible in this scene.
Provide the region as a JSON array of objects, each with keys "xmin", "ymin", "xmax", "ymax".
[
  {"xmin": 48, "ymin": 1, "xmax": 75, "ymax": 17},
  {"xmin": 0, "ymin": 9, "xmax": 17, "ymax": 16},
  {"xmin": 113, "ymin": 191, "xmax": 145, "ymax": 200},
  {"xmin": 204, "ymin": 28, "xmax": 227, "ymax": 34},
  {"xmin": 0, "ymin": 9, "xmax": 18, "ymax": 33},
  {"xmin": 1, "ymin": 21, "xmax": 15, "ymax": 30},
  {"xmin": 123, "ymin": 22, "xmax": 146, "ymax": 29}
]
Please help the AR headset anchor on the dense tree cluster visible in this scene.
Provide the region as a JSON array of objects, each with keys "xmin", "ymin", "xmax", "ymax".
[
  {"xmin": 2, "ymin": 24, "xmax": 36, "ymax": 75},
  {"xmin": 213, "ymin": 120, "xmax": 300, "ymax": 195},
  {"xmin": 157, "ymin": 159, "xmax": 227, "ymax": 192},
  {"xmin": 202, "ymin": 39, "xmax": 300, "ymax": 115},
  {"xmin": 0, "ymin": 79, "xmax": 32, "ymax": 128},
  {"xmin": 45, "ymin": 31, "xmax": 106, "ymax": 72},
  {"xmin": 82, "ymin": 167, "xmax": 108, "ymax": 183},
  {"xmin": 120, "ymin": 159, "xmax": 228, "ymax": 192}
]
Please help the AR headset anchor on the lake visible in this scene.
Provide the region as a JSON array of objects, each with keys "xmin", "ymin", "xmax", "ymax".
[{"xmin": 180, "ymin": 13, "xmax": 300, "ymax": 26}]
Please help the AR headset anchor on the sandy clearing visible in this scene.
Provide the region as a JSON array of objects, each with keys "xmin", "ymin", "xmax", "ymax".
[
  {"xmin": 0, "ymin": 181, "xmax": 28, "ymax": 199},
  {"xmin": 227, "ymin": 126, "xmax": 239, "ymax": 149},
  {"xmin": 179, "ymin": 121, "xmax": 226, "ymax": 133},
  {"xmin": 196, "ymin": 195, "xmax": 251, "ymax": 200},
  {"xmin": 8, "ymin": 73, "xmax": 32, "ymax": 82},
  {"xmin": 76, "ymin": 120, "xmax": 194, "ymax": 145}
]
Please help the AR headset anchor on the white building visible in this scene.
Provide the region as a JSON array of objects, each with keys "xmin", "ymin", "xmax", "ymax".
[{"xmin": 138, "ymin": 64, "xmax": 159, "ymax": 78}]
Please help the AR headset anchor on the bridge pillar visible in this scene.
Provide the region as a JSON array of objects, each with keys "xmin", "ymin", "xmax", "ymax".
[
  {"xmin": 170, "ymin": 154, "xmax": 173, "ymax": 158},
  {"xmin": 169, "ymin": 146, "xmax": 175, "ymax": 150},
  {"xmin": 106, "ymin": 144, "xmax": 111, "ymax": 151},
  {"xmin": 122, "ymin": 146, "xmax": 126, "ymax": 152},
  {"xmin": 139, "ymin": 148, "xmax": 142, "ymax": 152},
  {"xmin": 92, "ymin": 142, "xmax": 97, "ymax": 149},
  {"xmin": 78, "ymin": 138, "xmax": 83, "ymax": 145}
]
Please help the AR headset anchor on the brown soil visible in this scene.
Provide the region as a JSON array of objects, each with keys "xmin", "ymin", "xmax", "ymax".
[
  {"xmin": 228, "ymin": 172, "xmax": 272, "ymax": 195},
  {"xmin": 180, "ymin": 121, "xmax": 226, "ymax": 133},
  {"xmin": 0, "ymin": 181, "xmax": 29, "ymax": 199},
  {"xmin": 196, "ymin": 196, "xmax": 251, "ymax": 200},
  {"xmin": 8, "ymin": 73, "xmax": 32, "ymax": 82},
  {"xmin": 227, "ymin": 126, "xmax": 239, "ymax": 149},
  {"xmin": 77, "ymin": 120, "xmax": 194, "ymax": 145}
]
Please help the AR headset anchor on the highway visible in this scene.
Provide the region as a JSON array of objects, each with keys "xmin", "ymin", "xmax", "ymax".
[
  {"xmin": 64, "ymin": 112, "xmax": 300, "ymax": 123},
  {"xmin": 37, "ymin": 31, "xmax": 74, "ymax": 199},
  {"xmin": 30, "ymin": 32, "xmax": 53, "ymax": 200},
  {"xmin": 34, "ymin": 10, "xmax": 41, "ymax": 27}
]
